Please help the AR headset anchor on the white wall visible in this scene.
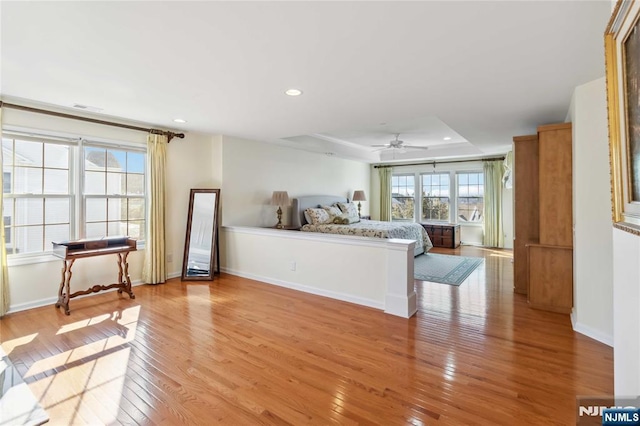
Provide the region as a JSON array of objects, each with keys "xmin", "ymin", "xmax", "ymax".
[
  {"xmin": 567, "ymin": 77, "xmax": 614, "ymax": 346},
  {"xmin": 221, "ymin": 136, "xmax": 371, "ymax": 227},
  {"xmin": 222, "ymin": 226, "xmax": 417, "ymax": 317},
  {"xmin": 2, "ymin": 107, "xmax": 220, "ymax": 310},
  {"xmin": 613, "ymin": 228, "xmax": 640, "ymax": 395},
  {"xmin": 368, "ymin": 161, "xmax": 513, "ymax": 247}
]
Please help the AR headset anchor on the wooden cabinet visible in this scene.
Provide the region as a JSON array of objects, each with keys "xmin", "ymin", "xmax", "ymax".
[
  {"xmin": 513, "ymin": 123, "xmax": 573, "ymax": 314},
  {"xmin": 421, "ymin": 223, "xmax": 461, "ymax": 249}
]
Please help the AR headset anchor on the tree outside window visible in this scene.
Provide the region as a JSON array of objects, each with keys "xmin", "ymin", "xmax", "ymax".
[
  {"xmin": 422, "ymin": 173, "xmax": 450, "ymax": 221},
  {"xmin": 391, "ymin": 174, "xmax": 415, "ymax": 220},
  {"xmin": 457, "ymin": 172, "xmax": 484, "ymax": 223}
]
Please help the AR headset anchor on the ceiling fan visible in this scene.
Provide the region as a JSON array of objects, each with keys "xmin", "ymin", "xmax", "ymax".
[{"xmin": 371, "ymin": 134, "xmax": 429, "ymax": 152}]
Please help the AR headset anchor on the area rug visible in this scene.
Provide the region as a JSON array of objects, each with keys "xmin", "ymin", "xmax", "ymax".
[
  {"xmin": 414, "ymin": 253, "xmax": 483, "ymax": 286},
  {"xmin": 0, "ymin": 347, "xmax": 49, "ymax": 426}
]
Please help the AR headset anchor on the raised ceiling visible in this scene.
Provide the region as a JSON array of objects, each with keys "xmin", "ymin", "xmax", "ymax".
[{"xmin": 0, "ymin": 1, "xmax": 612, "ymax": 163}]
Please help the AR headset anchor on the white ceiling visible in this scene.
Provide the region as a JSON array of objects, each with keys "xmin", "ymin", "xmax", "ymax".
[{"xmin": 0, "ymin": 1, "xmax": 612, "ymax": 163}]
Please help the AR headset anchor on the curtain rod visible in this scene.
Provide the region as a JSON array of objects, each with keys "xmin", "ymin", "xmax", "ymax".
[
  {"xmin": 0, "ymin": 101, "xmax": 185, "ymax": 142},
  {"xmin": 373, "ymin": 156, "xmax": 506, "ymax": 168}
]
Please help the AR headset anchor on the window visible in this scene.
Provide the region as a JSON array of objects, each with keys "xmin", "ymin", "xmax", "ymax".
[
  {"xmin": 2, "ymin": 137, "xmax": 72, "ymax": 254},
  {"xmin": 391, "ymin": 174, "xmax": 415, "ymax": 220},
  {"xmin": 421, "ymin": 173, "xmax": 450, "ymax": 221},
  {"xmin": 457, "ymin": 172, "xmax": 484, "ymax": 223},
  {"xmin": 83, "ymin": 146, "xmax": 145, "ymax": 240},
  {"xmin": 2, "ymin": 133, "xmax": 146, "ymax": 256}
]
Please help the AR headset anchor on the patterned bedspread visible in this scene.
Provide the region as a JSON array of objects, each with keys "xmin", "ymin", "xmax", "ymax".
[{"xmin": 301, "ymin": 220, "xmax": 433, "ymax": 256}]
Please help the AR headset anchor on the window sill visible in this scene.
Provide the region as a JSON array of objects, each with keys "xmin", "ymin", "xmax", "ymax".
[
  {"xmin": 7, "ymin": 241, "xmax": 146, "ymax": 267},
  {"xmin": 458, "ymin": 222, "xmax": 483, "ymax": 227}
]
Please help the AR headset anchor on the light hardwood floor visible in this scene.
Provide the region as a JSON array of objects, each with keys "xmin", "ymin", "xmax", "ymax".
[{"xmin": 0, "ymin": 246, "xmax": 612, "ymax": 425}]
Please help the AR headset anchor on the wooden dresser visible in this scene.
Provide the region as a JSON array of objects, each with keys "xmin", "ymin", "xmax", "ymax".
[
  {"xmin": 421, "ymin": 223, "xmax": 461, "ymax": 249},
  {"xmin": 513, "ymin": 123, "xmax": 573, "ymax": 313}
]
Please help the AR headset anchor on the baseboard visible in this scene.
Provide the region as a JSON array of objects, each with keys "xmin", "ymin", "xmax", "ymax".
[
  {"xmin": 221, "ymin": 267, "xmax": 384, "ymax": 311},
  {"xmin": 7, "ymin": 279, "xmax": 148, "ymax": 315},
  {"xmin": 571, "ymin": 314, "xmax": 614, "ymax": 347}
]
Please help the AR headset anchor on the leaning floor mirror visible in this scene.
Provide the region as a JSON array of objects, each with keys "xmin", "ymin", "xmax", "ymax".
[{"xmin": 181, "ymin": 189, "xmax": 220, "ymax": 281}]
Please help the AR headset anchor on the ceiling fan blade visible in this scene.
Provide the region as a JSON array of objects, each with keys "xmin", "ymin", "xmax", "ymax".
[
  {"xmin": 370, "ymin": 144, "xmax": 389, "ymax": 148},
  {"xmin": 402, "ymin": 145, "xmax": 430, "ymax": 150}
]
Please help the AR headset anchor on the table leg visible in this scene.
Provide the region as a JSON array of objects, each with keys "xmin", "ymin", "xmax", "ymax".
[
  {"xmin": 117, "ymin": 252, "xmax": 135, "ymax": 299},
  {"xmin": 55, "ymin": 259, "xmax": 74, "ymax": 315}
]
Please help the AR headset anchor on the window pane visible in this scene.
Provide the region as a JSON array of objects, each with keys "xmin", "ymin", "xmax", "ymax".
[
  {"xmin": 127, "ymin": 152, "xmax": 145, "ymax": 173},
  {"xmin": 392, "ymin": 197, "xmax": 414, "ymax": 220},
  {"xmin": 128, "ymin": 220, "xmax": 145, "ymax": 240},
  {"xmin": 459, "ymin": 185, "xmax": 469, "ymax": 196},
  {"xmin": 15, "ymin": 140, "xmax": 42, "ymax": 167},
  {"xmin": 107, "ymin": 221, "xmax": 127, "ymax": 236},
  {"xmin": 2, "ymin": 139, "xmax": 13, "ymax": 165},
  {"xmin": 459, "ymin": 174, "xmax": 468, "ymax": 185},
  {"xmin": 15, "ymin": 226, "xmax": 43, "ymax": 254},
  {"xmin": 85, "ymin": 147, "xmax": 106, "ymax": 171},
  {"xmin": 44, "ymin": 144, "xmax": 69, "ymax": 169},
  {"xmin": 128, "ymin": 199, "xmax": 144, "ymax": 220},
  {"xmin": 127, "ymin": 174, "xmax": 144, "ymax": 195},
  {"xmin": 107, "ymin": 172, "xmax": 125, "ymax": 195},
  {"xmin": 108, "ymin": 198, "xmax": 125, "ymax": 221},
  {"xmin": 45, "ymin": 224, "xmax": 70, "ymax": 245},
  {"xmin": 86, "ymin": 198, "xmax": 107, "ymax": 222},
  {"xmin": 107, "ymin": 150, "xmax": 126, "ymax": 171},
  {"xmin": 45, "ymin": 198, "xmax": 70, "ymax": 224},
  {"xmin": 85, "ymin": 171, "xmax": 106, "ymax": 194},
  {"xmin": 4, "ymin": 169, "xmax": 12, "ymax": 193},
  {"xmin": 13, "ymin": 167, "xmax": 43, "ymax": 194},
  {"xmin": 86, "ymin": 222, "xmax": 106, "ymax": 238},
  {"xmin": 44, "ymin": 169, "xmax": 69, "ymax": 194},
  {"xmin": 15, "ymin": 198, "xmax": 43, "ymax": 225},
  {"xmin": 469, "ymin": 174, "xmax": 478, "ymax": 184}
]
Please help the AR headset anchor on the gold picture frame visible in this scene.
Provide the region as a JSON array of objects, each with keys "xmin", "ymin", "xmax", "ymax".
[{"xmin": 606, "ymin": 0, "xmax": 640, "ymax": 235}]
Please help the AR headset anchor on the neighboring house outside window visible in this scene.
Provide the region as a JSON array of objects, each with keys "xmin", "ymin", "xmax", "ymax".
[
  {"xmin": 1, "ymin": 132, "xmax": 146, "ymax": 258},
  {"xmin": 457, "ymin": 172, "xmax": 484, "ymax": 223},
  {"xmin": 391, "ymin": 174, "xmax": 415, "ymax": 220},
  {"xmin": 421, "ymin": 173, "xmax": 450, "ymax": 221}
]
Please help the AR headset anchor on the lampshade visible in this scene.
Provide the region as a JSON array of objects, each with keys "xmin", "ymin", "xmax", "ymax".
[
  {"xmin": 352, "ymin": 190, "xmax": 367, "ymax": 202},
  {"xmin": 271, "ymin": 191, "xmax": 290, "ymax": 206}
]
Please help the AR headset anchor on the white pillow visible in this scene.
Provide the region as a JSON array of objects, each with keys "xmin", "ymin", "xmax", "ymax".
[
  {"xmin": 304, "ymin": 207, "xmax": 332, "ymax": 225},
  {"xmin": 337, "ymin": 202, "xmax": 358, "ymax": 217},
  {"xmin": 321, "ymin": 205, "xmax": 342, "ymax": 219}
]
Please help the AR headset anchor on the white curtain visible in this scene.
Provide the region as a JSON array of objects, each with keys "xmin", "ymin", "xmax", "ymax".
[
  {"xmin": 143, "ymin": 133, "xmax": 168, "ymax": 284},
  {"xmin": 379, "ymin": 167, "xmax": 392, "ymax": 221},
  {"xmin": 0, "ymin": 108, "xmax": 9, "ymax": 316},
  {"xmin": 483, "ymin": 160, "xmax": 505, "ymax": 248}
]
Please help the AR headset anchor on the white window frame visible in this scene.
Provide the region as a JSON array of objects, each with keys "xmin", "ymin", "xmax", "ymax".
[
  {"xmin": 456, "ymin": 171, "xmax": 484, "ymax": 226},
  {"xmin": 389, "ymin": 164, "xmax": 484, "ymax": 226},
  {"xmin": 2, "ymin": 130, "xmax": 147, "ymax": 265},
  {"xmin": 391, "ymin": 173, "xmax": 417, "ymax": 221}
]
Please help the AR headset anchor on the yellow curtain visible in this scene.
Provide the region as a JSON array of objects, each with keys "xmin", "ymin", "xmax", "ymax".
[
  {"xmin": 483, "ymin": 160, "xmax": 505, "ymax": 248},
  {"xmin": 0, "ymin": 108, "xmax": 9, "ymax": 316},
  {"xmin": 379, "ymin": 167, "xmax": 392, "ymax": 221},
  {"xmin": 143, "ymin": 134, "xmax": 168, "ymax": 284}
]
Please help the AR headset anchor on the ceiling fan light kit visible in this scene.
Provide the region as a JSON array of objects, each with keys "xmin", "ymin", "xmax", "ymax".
[{"xmin": 371, "ymin": 134, "xmax": 429, "ymax": 151}]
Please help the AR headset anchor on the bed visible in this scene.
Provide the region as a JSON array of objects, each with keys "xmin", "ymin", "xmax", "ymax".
[{"xmin": 291, "ymin": 195, "xmax": 432, "ymax": 256}]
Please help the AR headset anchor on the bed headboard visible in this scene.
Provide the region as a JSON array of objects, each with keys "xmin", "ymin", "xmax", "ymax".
[{"xmin": 291, "ymin": 195, "xmax": 348, "ymax": 228}]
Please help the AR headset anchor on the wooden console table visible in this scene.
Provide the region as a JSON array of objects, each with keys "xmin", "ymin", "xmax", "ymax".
[{"xmin": 52, "ymin": 237, "xmax": 137, "ymax": 315}]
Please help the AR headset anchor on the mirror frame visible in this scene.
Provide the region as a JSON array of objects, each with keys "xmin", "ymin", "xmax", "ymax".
[{"xmin": 181, "ymin": 188, "xmax": 220, "ymax": 281}]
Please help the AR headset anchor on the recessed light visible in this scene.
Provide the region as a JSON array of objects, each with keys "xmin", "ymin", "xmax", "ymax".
[
  {"xmin": 173, "ymin": 118, "xmax": 187, "ymax": 123},
  {"xmin": 285, "ymin": 88, "xmax": 303, "ymax": 96},
  {"xmin": 443, "ymin": 137, "xmax": 452, "ymax": 141}
]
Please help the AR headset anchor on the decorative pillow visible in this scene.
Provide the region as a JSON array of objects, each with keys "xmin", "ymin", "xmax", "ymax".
[
  {"xmin": 337, "ymin": 202, "xmax": 358, "ymax": 218},
  {"xmin": 333, "ymin": 213, "xmax": 360, "ymax": 225},
  {"xmin": 304, "ymin": 207, "xmax": 331, "ymax": 225},
  {"xmin": 321, "ymin": 205, "xmax": 342, "ymax": 219}
]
